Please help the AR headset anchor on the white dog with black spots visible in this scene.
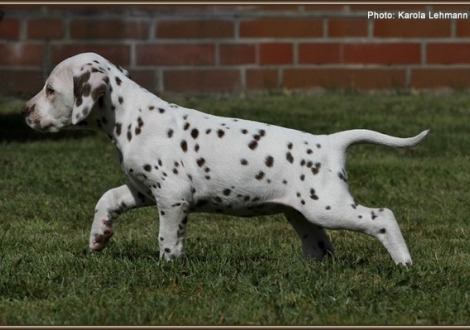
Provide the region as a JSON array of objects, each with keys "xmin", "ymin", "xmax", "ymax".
[{"xmin": 22, "ymin": 52, "xmax": 429, "ymax": 265}]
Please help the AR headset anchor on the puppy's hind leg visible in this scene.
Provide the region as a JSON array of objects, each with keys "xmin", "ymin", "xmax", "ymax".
[
  {"xmin": 306, "ymin": 203, "xmax": 412, "ymax": 265},
  {"xmin": 284, "ymin": 208, "xmax": 334, "ymax": 261}
]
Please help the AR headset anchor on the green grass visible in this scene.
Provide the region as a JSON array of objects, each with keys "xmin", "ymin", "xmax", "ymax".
[{"xmin": 1, "ymin": 90, "xmax": 470, "ymax": 325}]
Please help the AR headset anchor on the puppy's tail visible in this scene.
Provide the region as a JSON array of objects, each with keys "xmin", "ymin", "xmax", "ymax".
[{"xmin": 330, "ymin": 129, "xmax": 429, "ymax": 151}]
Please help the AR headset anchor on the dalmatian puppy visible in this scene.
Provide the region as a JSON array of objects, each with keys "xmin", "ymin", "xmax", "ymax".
[{"xmin": 22, "ymin": 52, "xmax": 428, "ymax": 265}]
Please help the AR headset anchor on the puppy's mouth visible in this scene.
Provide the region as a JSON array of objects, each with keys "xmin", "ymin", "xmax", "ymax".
[{"xmin": 25, "ymin": 118, "xmax": 64, "ymax": 133}]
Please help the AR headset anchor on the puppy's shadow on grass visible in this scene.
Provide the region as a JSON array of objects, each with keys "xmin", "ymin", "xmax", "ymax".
[{"xmin": 0, "ymin": 113, "xmax": 96, "ymax": 143}]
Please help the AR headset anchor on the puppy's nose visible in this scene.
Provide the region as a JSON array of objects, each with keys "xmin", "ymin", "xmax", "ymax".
[{"xmin": 21, "ymin": 104, "xmax": 35, "ymax": 117}]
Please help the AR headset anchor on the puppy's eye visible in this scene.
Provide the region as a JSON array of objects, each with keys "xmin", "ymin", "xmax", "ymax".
[{"xmin": 46, "ymin": 86, "xmax": 55, "ymax": 96}]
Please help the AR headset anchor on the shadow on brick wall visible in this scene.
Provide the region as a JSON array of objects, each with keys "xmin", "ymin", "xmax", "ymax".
[{"xmin": 0, "ymin": 112, "xmax": 96, "ymax": 143}]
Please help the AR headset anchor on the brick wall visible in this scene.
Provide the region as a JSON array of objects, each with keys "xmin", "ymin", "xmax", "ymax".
[{"xmin": 1, "ymin": 3, "xmax": 470, "ymax": 95}]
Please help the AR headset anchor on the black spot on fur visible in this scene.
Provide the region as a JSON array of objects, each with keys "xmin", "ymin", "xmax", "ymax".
[
  {"xmin": 286, "ymin": 152, "xmax": 294, "ymax": 164},
  {"xmin": 240, "ymin": 159, "xmax": 248, "ymax": 166},
  {"xmin": 184, "ymin": 123, "xmax": 190, "ymax": 130},
  {"xmin": 206, "ymin": 129, "xmax": 212, "ymax": 134},
  {"xmin": 197, "ymin": 158, "xmax": 206, "ymax": 167},
  {"xmin": 115, "ymin": 123, "xmax": 122, "ymax": 136},
  {"xmin": 241, "ymin": 129, "xmax": 248, "ymax": 134},
  {"xmin": 248, "ymin": 140, "xmax": 258, "ymax": 150},
  {"xmin": 191, "ymin": 128, "xmax": 199, "ymax": 139},
  {"xmin": 159, "ymin": 108, "xmax": 165, "ymax": 114},
  {"xmin": 265, "ymin": 155, "xmax": 274, "ymax": 167},
  {"xmin": 287, "ymin": 142, "xmax": 293, "ymax": 150},
  {"xmin": 118, "ymin": 96, "xmax": 123, "ymax": 104},
  {"xmin": 310, "ymin": 188, "xmax": 319, "ymax": 200},
  {"xmin": 255, "ymin": 171, "xmax": 265, "ymax": 180},
  {"xmin": 143, "ymin": 164, "xmax": 151, "ymax": 172},
  {"xmin": 181, "ymin": 140, "xmax": 188, "ymax": 152},
  {"xmin": 217, "ymin": 129, "xmax": 225, "ymax": 138},
  {"xmin": 115, "ymin": 77, "xmax": 122, "ymax": 86},
  {"xmin": 223, "ymin": 189, "xmax": 231, "ymax": 196},
  {"xmin": 167, "ymin": 129, "xmax": 174, "ymax": 138},
  {"xmin": 379, "ymin": 228, "xmax": 386, "ymax": 234}
]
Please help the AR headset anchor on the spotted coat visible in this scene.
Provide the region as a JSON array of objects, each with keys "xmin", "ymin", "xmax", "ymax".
[{"xmin": 22, "ymin": 52, "xmax": 429, "ymax": 265}]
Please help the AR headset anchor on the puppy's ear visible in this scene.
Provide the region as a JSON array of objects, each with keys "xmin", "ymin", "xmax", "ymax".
[{"xmin": 72, "ymin": 66, "xmax": 109, "ymax": 125}]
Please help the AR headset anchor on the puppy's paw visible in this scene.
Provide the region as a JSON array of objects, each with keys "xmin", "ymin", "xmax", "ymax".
[{"xmin": 89, "ymin": 219, "xmax": 113, "ymax": 252}]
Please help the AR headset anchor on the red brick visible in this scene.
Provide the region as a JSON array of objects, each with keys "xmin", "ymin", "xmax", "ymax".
[
  {"xmin": 163, "ymin": 69, "xmax": 240, "ymax": 92},
  {"xmin": 136, "ymin": 44, "xmax": 215, "ymax": 66},
  {"xmin": 133, "ymin": 4, "xmax": 213, "ymax": 12},
  {"xmin": 350, "ymin": 4, "xmax": 427, "ymax": 11},
  {"xmin": 45, "ymin": 4, "xmax": 129, "ymax": 12},
  {"xmin": 374, "ymin": 19, "xmax": 451, "ymax": 38},
  {"xmin": 283, "ymin": 68, "xmax": 406, "ymax": 90},
  {"xmin": 254, "ymin": 5, "xmax": 300, "ymax": 11},
  {"xmin": 343, "ymin": 43, "xmax": 421, "ymax": 64},
  {"xmin": 246, "ymin": 69, "xmax": 278, "ymax": 90},
  {"xmin": 27, "ymin": 19, "xmax": 63, "ymax": 39},
  {"xmin": 1, "ymin": 4, "xmax": 43, "ymax": 10},
  {"xmin": 240, "ymin": 18, "xmax": 323, "ymax": 38},
  {"xmin": 456, "ymin": 20, "xmax": 470, "ymax": 37},
  {"xmin": 431, "ymin": 5, "xmax": 470, "ymax": 11},
  {"xmin": 220, "ymin": 44, "xmax": 256, "ymax": 65},
  {"xmin": 298, "ymin": 43, "xmax": 342, "ymax": 64},
  {"xmin": 70, "ymin": 19, "xmax": 149, "ymax": 39},
  {"xmin": 157, "ymin": 20, "xmax": 234, "ymax": 39},
  {"xmin": 427, "ymin": 43, "xmax": 470, "ymax": 64},
  {"xmin": 0, "ymin": 44, "xmax": 43, "ymax": 66},
  {"xmin": 328, "ymin": 18, "xmax": 368, "ymax": 37},
  {"xmin": 0, "ymin": 70, "xmax": 44, "ymax": 94},
  {"xmin": 411, "ymin": 68, "xmax": 470, "ymax": 89},
  {"xmin": 128, "ymin": 69, "xmax": 157, "ymax": 93},
  {"xmin": 304, "ymin": 4, "xmax": 348, "ymax": 11},
  {"xmin": 0, "ymin": 18, "xmax": 20, "ymax": 40},
  {"xmin": 50, "ymin": 44, "xmax": 131, "ymax": 65},
  {"xmin": 259, "ymin": 43, "xmax": 293, "ymax": 65}
]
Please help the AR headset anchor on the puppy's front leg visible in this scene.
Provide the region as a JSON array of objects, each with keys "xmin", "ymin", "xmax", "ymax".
[{"xmin": 90, "ymin": 182, "xmax": 155, "ymax": 251}]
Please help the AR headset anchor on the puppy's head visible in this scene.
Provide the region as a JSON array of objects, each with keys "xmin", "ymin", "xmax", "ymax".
[{"xmin": 21, "ymin": 52, "xmax": 129, "ymax": 132}]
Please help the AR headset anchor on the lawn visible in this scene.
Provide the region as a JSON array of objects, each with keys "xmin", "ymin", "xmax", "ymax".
[{"xmin": 1, "ymin": 90, "xmax": 469, "ymax": 325}]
